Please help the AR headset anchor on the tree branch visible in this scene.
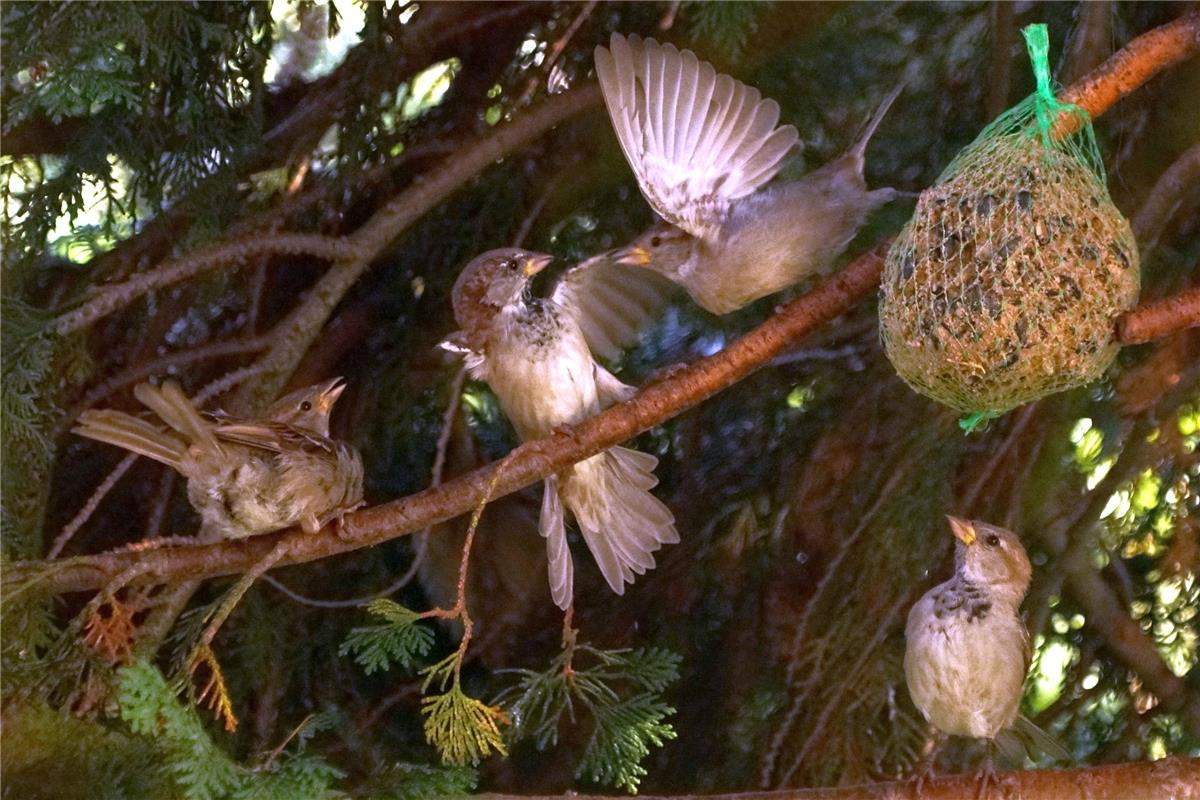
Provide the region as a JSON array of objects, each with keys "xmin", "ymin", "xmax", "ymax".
[
  {"xmin": 476, "ymin": 758, "xmax": 1199, "ymax": 800},
  {"xmin": 10, "ymin": 17, "xmax": 1197, "ymax": 596},
  {"xmin": 53, "ymin": 233, "xmax": 349, "ymax": 336},
  {"xmin": 232, "ymin": 82, "xmax": 603, "ymax": 408},
  {"xmin": 1117, "ymin": 286, "xmax": 1200, "ymax": 345},
  {"xmin": 1059, "ymin": 11, "xmax": 1199, "ymax": 124},
  {"xmin": 1132, "ymin": 142, "xmax": 1200, "ymax": 248}
]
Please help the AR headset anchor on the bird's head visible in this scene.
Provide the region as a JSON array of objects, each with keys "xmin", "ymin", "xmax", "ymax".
[
  {"xmin": 614, "ymin": 223, "xmax": 694, "ymax": 280},
  {"xmin": 451, "ymin": 248, "xmax": 554, "ymax": 328},
  {"xmin": 267, "ymin": 377, "xmax": 347, "ymax": 436},
  {"xmin": 948, "ymin": 516, "xmax": 1032, "ymax": 603}
]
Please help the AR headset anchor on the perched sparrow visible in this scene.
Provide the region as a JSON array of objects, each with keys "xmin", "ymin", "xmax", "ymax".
[
  {"xmin": 596, "ymin": 33, "xmax": 901, "ymax": 314},
  {"xmin": 904, "ymin": 516, "xmax": 1068, "ymax": 781},
  {"xmin": 74, "ymin": 378, "xmax": 364, "ymax": 539},
  {"xmin": 447, "ymin": 247, "xmax": 678, "ymax": 609}
]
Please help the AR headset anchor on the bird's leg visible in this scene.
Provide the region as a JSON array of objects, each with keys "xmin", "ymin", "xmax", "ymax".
[
  {"xmin": 974, "ymin": 740, "xmax": 1009, "ymax": 800},
  {"xmin": 325, "ymin": 501, "xmax": 365, "ymax": 540},
  {"xmin": 911, "ymin": 729, "xmax": 945, "ymax": 796},
  {"xmin": 646, "ymin": 361, "xmax": 689, "ymax": 386}
]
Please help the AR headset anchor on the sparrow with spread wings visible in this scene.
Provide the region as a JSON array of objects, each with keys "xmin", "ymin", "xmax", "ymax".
[{"xmin": 446, "ymin": 248, "xmax": 678, "ymax": 609}]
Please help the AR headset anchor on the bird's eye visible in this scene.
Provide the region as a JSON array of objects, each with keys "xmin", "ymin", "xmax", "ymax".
[
  {"xmin": 985, "ymin": 533, "xmax": 1000, "ymax": 547},
  {"xmin": 300, "ymin": 401, "xmax": 313, "ymax": 412},
  {"xmin": 506, "ymin": 259, "xmax": 518, "ymax": 271},
  {"xmin": 650, "ymin": 236, "xmax": 662, "ymax": 247}
]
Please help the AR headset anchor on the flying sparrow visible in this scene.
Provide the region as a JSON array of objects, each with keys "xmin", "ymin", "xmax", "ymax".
[
  {"xmin": 596, "ymin": 33, "xmax": 901, "ymax": 315},
  {"xmin": 446, "ymin": 247, "xmax": 678, "ymax": 609},
  {"xmin": 74, "ymin": 378, "xmax": 364, "ymax": 540},
  {"xmin": 904, "ymin": 516, "xmax": 1069, "ymax": 790}
]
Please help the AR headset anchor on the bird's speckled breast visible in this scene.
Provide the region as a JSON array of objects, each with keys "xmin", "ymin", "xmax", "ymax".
[
  {"xmin": 904, "ymin": 578, "xmax": 1028, "ymax": 740},
  {"xmin": 482, "ymin": 301, "xmax": 600, "ymax": 440}
]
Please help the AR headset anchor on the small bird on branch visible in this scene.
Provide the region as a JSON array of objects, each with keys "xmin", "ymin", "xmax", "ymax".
[
  {"xmin": 446, "ymin": 247, "xmax": 678, "ymax": 609},
  {"xmin": 73, "ymin": 378, "xmax": 364, "ymax": 540},
  {"xmin": 596, "ymin": 32, "xmax": 902, "ymax": 314},
  {"xmin": 905, "ymin": 516, "xmax": 1070, "ymax": 794}
]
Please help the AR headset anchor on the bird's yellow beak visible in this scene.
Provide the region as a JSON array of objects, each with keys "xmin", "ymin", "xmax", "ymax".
[
  {"xmin": 319, "ymin": 377, "xmax": 347, "ymax": 413},
  {"xmin": 947, "ymin": 515, "xmax": 976, "ymax": 546},
  {"xmin": 615, "ymin": 245, "xmax": 651, "ymax": 267},
  {"xmin": 523, "ymin": 254, "xmax": 554, "ymax": 276}
]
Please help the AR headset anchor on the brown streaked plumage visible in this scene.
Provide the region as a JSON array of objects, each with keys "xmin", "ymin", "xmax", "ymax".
[
  {"xmin": 596, "ymin": 33, "xmax": 901, "ymax": 315},
  {"xmin": 73, "ymin": 378, "xmax": 364, "ymax": 540},
  {"xmin": 446, "ymin": 247, "xmax": 678, "ymax": 609}
]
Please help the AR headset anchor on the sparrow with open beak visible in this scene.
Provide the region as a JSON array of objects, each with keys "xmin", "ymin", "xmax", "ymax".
[
  {"xmin": 904, "ymin": 516, "xmax": 1069, "ymax": 791},
  {"xmin": 596, "ymin": 33, "xmax": 902, "ymax": 315},
  {"xmin": 74, "ymin": 378, "xmax": 364, "ymax": 540},
  {"xmin": 447, "ymin": 247, "xmax": 678, "ymax": 609}
]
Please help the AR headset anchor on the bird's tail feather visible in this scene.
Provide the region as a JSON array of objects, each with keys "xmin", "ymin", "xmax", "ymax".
[
  {"xmin": 540, "ymin": 474, "xmax": 574, "ymax": 609},
  {"xmin": 849, "ymin": 79, "xmax": 905, "ymax": 165},
  {"xmin": 133, "ymin": 381, "xmax": 223, "ymax": 456},
  {"xmin": 74, "ymin": 410, "xmax": 187, "ymax": 470},
  {"xmin": 996, "ymin": 714, "xmax": 1073, "ymax": 765},
  {"xmin": 559, "ymin": 447, "xmax": 678, "ymax": 599}
]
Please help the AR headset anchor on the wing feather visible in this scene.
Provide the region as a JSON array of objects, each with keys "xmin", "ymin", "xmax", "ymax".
[
  {"xmin": 550, "ymin": 252, "xmax": 678, "ymax": 362},
  {"xmin": 596, "ymin": 33, "xmax": 799, "ymax": 241}
]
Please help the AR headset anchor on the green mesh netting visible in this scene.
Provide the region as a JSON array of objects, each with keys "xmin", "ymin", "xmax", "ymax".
[{"xmin": 879, "ymin": 24, "xmax": 1140, "ymax": 419}]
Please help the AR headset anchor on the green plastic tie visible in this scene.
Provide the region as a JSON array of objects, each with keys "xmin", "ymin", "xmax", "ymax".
[
  {"xmin": 958, "ymin": 410, "xmax": 1000, "ymax": 434},
  {"xmin": 1022, "ymin": 23, "xmax": 1056, "ymax": 150}
]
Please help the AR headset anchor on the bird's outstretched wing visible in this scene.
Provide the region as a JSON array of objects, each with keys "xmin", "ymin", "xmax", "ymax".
[
  {"xmin": 550, "ymin": 251, "xmax": 677, "ymax": 362},
  {"xmin": 595, "ymin": 33, "xmax": 799, "ymax": 242}
]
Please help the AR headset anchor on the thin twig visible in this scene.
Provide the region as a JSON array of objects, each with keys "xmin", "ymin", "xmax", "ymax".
[
  {"xmin": 48, "ymin": 453, "xmax": 138, "ymax": 558},
  {"xmin": 54, "ymin": 234, "xmax": 352, "ymax": 336}
]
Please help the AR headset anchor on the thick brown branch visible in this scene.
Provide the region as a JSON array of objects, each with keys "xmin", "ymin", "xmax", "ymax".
[
  {"xmin": 477, "ymin": 758, "xmax": 1199, "ymax": 800},
  {"xmin": 1060, "ymin": 12, "xmax": 1199, "ymax": 122},
  {"xmin": 1117, "ymin": 286, "xmax": 1200, "ymax": 345},
  {"xmin": 5, "ymin": 248, "xmax": 885, "ymax": 595},
  {"xmin": 11, "ymin": 16, "xmax": 1197, "ymax": 596}
]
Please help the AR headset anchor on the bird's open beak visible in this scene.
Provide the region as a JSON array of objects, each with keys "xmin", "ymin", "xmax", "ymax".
[
  {"xmin": 615, "ymin": 245, "xmax": 651, "ymax": 267},
  {"xmin": 523, "ymin": 254, "xmax": 554, "ymax": 277},
  {"xmin": 947, "ymin": 515, "xmax": 976, "ymax": 546},
  {"xmin": 319, "ymin": 377, "xmax": 347, "ymax": 412}
]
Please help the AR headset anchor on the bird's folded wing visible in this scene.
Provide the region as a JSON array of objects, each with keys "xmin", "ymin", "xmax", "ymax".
[
  {"xmin": 214, "ymin": 421, "xmax": 335, "ymax": 454},
  {"xmin": 551, "ymin": 252, "xmax": 677, "ymax": 362},
  {"xmin": 595, "ymin": 32, "xmax": 799, "ymax": 242}
]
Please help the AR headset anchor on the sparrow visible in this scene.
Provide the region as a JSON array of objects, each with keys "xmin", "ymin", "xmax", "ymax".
[
  {"xmin": 596, "ymin": 33, "xmax": 901, "ymax": 315},
  {"xmin": 73, "ymin": 378, "xmax": 364, "ymax": 540},
  {"xmin": 904, "ymin": 516, "xmax": 1069, "ymax": 787},
  {"xmin": 446, "ymin": 247, "xmax": 678, "ymax": 609}
]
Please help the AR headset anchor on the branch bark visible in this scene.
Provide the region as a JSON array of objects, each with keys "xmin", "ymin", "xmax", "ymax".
[
  {"xmin": 6, "ymin": 246, "xmax": 887, "ymax": 596},
  {"xmin": 477, "ymin": 757, "xmax": 1200, "ymax": 800},
  {"xmin": 12, "ymin": 14, "xmax": 1200, "ymax": 595},
  {"xmin": 1117, "ymin": 286, "xmax": 1200, "ymax": 345},
  {"xmin": 1059, "ymin": 11, "xmax": 1199, "ymax": 122}
]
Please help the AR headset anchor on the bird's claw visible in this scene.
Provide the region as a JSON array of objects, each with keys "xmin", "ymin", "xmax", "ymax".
[
  {"xmin": 911, "ymin": 761, "xmax": 937, "ymax": 797},
  {"xmin": 647, "ymin": 361, "xmax": 688, "ymax": 385},
  {"xmin": 974, "ymin": 757, "xmax": 1011, "ymax": 800},
  {"xmin": 552, "ymin": 424, "xmax": 582, "ymax": 444}
]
